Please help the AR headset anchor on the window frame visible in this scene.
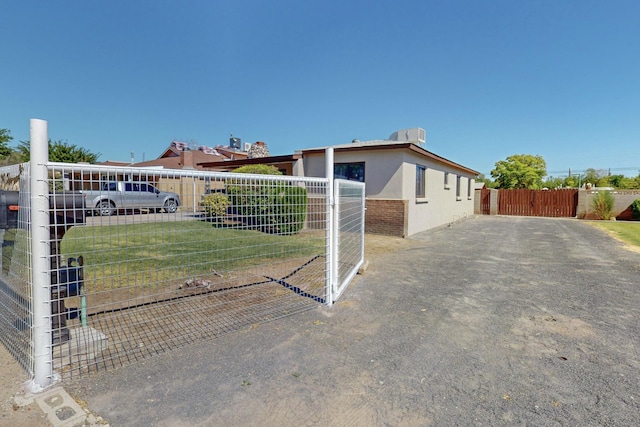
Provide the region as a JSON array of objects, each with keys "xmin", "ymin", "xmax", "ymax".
[
  {"xmin": 334, "ymin": 162, "xmax": 365, "ymax": 183},
  {"xmin": 416, "ymin": 164, "xmax": 427, "ymax": 201}
]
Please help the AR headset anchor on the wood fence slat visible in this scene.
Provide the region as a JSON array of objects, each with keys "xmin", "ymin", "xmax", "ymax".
[{"xmin": 495, "ymin": 189, "xmax": 578, "ymax": 217}]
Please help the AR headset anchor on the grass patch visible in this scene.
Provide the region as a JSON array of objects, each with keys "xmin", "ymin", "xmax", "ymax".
[
  {"xmin": 589, "ymin": 221, "xmax": 640, "ymax": 250},
  {"xmin": 60, "ymin": 221, "xmax": 324, "ymax": 290}
]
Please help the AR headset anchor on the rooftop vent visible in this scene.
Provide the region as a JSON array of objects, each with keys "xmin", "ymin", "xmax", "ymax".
[{"xmin": 389, "ymin": 128, "xmax": 426, "ymax": 146}]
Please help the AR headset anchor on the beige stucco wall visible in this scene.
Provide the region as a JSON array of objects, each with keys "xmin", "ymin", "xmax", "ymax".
[
  {"xmin": 577, "ymin": 189, "xmax": 640, "ymax": 219},
  {"xmin": 302, "ymin": 150, "xmax": 404, "ymax": 198},
  {"xmin": 403, "ymin": 152, "xmax": 475, "ymax": 236},
  {"xmin": 302, "ymin": 148, "xmax": 476, "ymax": 237}
]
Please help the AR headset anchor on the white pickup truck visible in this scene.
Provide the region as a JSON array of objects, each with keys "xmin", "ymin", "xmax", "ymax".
[{"xmin": 81, "ymin": 181, "xmax": 181, "ymax": 216}]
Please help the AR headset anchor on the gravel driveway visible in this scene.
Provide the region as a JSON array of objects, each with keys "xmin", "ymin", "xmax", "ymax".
[{"xmin": 67, "ymin": 216, "xmax": 640, "ymax": 426}]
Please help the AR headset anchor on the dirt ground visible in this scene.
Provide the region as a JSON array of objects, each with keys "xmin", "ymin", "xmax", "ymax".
[
  {"xmin": 64, "ymin": 216, "xmax": 640, "ymax": 426},
  {"xmin": 0, "ymin": 345, "xmax": 51, "ymax": 427},
  {"xmin": 0, "ymin": 233, "xmax": 409, "ymax": 426},
  {"xmin": 7, "ymin": 219, "xmax": 640, "ymax": 425}
]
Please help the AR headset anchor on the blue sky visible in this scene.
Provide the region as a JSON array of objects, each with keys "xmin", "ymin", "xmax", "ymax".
[{"xmin": 2, "ymin": 1, "xmax": 639, "ymax": 177}]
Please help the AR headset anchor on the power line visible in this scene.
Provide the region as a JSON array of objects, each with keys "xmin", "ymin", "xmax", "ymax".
[{"xmin": 547, "ymin": 167, "xmax": 640, "ymax": 175}]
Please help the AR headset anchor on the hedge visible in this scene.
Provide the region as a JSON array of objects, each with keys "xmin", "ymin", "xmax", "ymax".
[
  {"xmin": 632, "ymin": 198, "xmax": 640, "ymax": 220},
  {"xmin": 226, "ymin": 181, "xmax": 307, "ymax": 235}
]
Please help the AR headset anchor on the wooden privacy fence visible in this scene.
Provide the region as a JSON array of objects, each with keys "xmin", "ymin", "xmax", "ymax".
[
  {"xmin": 497, "ymin": 189, "xmax": 578, "ymax": 217},
  {"xmin": 480, "ymin": 188, "xmax": 491, "ymax": 215}
]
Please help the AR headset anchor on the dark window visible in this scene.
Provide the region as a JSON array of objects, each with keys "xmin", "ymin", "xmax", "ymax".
[
  {"xmin": 334, "ymin": 162, "xmax": 365, "ymax": 182},
  {"xmin": 140, "ymin": 184, "xmax": 156, "ymax": 193},
  {"xmin": 456, "ymin": 175, "xmax": 461, "ymax": 198},
  {"xmin": 444, "ymin": 172, "xmax": 450, "ymax": 188},
  {"xmin": 416, "ymin": 165, "xmax": 426, "ymax": 198}
]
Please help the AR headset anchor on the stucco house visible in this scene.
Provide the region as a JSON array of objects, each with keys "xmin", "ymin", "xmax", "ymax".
[
  {"xmin": 295, "ymin": 128, "xmax": 478, "ymax": 237},
  {"xmin": 198, "ymin": 127, "xmax": 479, "ymax": 237}
]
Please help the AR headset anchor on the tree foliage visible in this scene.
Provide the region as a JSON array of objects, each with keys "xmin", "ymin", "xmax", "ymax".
[
  {"xmin": 229, "ymin": 164, "xmax": 305, "ymax": 234},
  {"xmin": 16, "ymin": 139, "xmax": 100, "ymax": 163},
  {"xmin": 231, "ymin": 164, "xmax": 282, "ymax": 175},
  {"xmin": 632, "ymin": 199, "xmax": 640, "ymax": 220},
  {"xmin": 475, "ymin": 174, "xmax": 497, "ymax": 189},
  {"xmin": 0, "ymin": 129, "xmax": 14, "ymax": 159},
  {"xmin": 490, "ymin": 154, "xmax": 547, "ymax": 189}
]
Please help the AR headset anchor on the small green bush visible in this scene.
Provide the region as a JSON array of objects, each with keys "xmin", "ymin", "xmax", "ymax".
[
  {"xmin": 202, "ymin": 193, "xmax": 230, "ymax": 220},
  {"xmin": 269, "ymin": 185, "xmax": 307, "ymax": 235},
  {"xmin": 631, "ymin": 198, "xmax": 640, "ymax": 220},
  {"xmin": 226, "ymin": 165, "xmax": 306, "ymax": 234},
  {"xmin": 592, "ymin": 191, "xmax": 615, "ymax": 220},
  {"xmin": 226, "ymin": 183, "xmax": 307, "ymax": 234},
  {"xmin": 232, "ymin": 164, "xmax": 282, "ymax": 175}
]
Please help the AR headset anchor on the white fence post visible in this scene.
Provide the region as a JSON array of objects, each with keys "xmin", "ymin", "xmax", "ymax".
[
  {"xmin": 29, "ymin": 118, "xmax": 53, "ymax": 391},
  {"xmin": 325, "ymin": 147, "xmax": 335, "ymax": 306}
]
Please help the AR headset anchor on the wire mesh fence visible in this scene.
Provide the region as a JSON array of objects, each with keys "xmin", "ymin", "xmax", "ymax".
[
  {"xmin": 0, "ymin": 162, "xmax": 33, "ymax": 377},
  {"xmin": 0, "ymin": 156, "xmax": 365, "ymax": 383},
  {"xmin": 334, "ymin": 179, "xmax": 366, "ymax": 300},
  {"xmin": 52, "ymin": 164, "xmax": 329, "ymax": 379}
]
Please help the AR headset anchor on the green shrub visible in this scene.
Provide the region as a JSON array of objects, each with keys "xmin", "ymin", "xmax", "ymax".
[
  {"xmin": 202, "ymin": 193, "xmax": 230, "ymax": 220},
  {"xmin": 269, "ymin": 185, "xmax": 307, "ymax": 235},
  {"xmin": 592, "ymin": 191, "xmax": 615, "ymax": 220},
  {"xmin": 226, "ymin": 166, "xmax": 306, "ymax": 234},
  {"xmin": 232, "ymin": 164, "xmax": 282, "ymax": 175},
  {"xmin": 226, "ymin": 182, "xmax": 307, "ymax": 235},
  {"xmin": 631, "ymin": 198, "xmax": 640, "ymax": 220}
]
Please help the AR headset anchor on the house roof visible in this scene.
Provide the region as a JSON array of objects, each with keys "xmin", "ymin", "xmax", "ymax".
[
  {"xmin": 299, "ymin": 140, "xmax": 480, "ymax": 176},
  {"xmin": 122, "ymin": 144, "xmax": 248, "ymax": 170},
  {"xmin": 197, "ymin": 154, "xmax": 301, "ymax": 170},
  {"xmin": 98, "ymin": 160, "xmax": 132, "ymax": 167}
]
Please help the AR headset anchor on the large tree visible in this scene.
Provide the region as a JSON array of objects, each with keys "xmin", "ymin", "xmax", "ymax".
[
  {"xmin": 16, "ymin": 139, "xmax": 101, "ymax": 163},
  {"xmin": 490, "ymin": 154, "xmax": 547, "ymax": 189},
  {"xmin": 0, "ymin": 129, "xmax": 13, "ymax": 159}
]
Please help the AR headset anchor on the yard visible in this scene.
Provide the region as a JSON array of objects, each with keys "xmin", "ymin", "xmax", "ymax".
[
  {"xmin": 588, "ymin": 221, "xmax": 640, "ymax": 252},
  {"xmin": 61, "ymin": 220, "xmax": 325, "ymax": 292}
]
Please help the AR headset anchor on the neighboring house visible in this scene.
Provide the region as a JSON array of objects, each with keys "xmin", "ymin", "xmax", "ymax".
[
  {"xmin": 296, "ymin": 128, "xmax": 479, "ymax": 237},
  {"xmin": 127, "ymin": 140, "xmax": 248, "ymax": 170}
]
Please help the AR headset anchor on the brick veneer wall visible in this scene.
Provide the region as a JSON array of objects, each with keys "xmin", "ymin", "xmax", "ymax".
[{"xmin": 365, "ymin": 199, "xmax": 408, "ymax": 237}]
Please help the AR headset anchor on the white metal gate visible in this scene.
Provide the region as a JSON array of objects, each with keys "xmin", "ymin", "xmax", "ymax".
[{"xmin": 333, "ymin": 179, "xmax": 365, "ymax": 301}]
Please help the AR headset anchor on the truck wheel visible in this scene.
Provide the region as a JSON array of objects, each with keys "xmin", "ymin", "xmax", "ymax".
[
  {"xmin": 96, "ymin": 201, "xmax": 114, "ymax": 216},
  {"xmin": 164, "ymin": 199, "xmax": 178, "ymax": 213}
]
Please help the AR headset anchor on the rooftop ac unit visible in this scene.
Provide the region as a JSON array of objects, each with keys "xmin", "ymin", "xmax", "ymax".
[{"xmin": 389, "ymin": 128, "xmax": 426, "ymax": 145}]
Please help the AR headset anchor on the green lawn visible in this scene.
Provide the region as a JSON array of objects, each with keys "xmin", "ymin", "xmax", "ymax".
[
  {"xmin": 61, "ymin": 221, "xmax": 325, "ymax": 290},
  {"xmin": 589, "ymin": 221, "xmax": 640, "ymax": 249}
]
